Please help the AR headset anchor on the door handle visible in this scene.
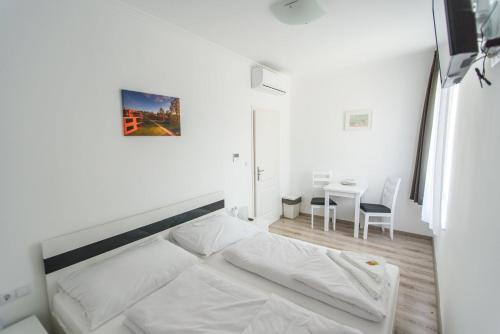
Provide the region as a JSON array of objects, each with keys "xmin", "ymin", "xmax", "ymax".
[{"xmin": 257, "ymin": 167, "xmax": 264, "ymax": 181}]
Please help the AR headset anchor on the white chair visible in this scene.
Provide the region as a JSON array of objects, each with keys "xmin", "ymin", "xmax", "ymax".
[
  {"xmin": 360, "ymin": 177, "xmax": 401, "ymax": 240},
  {"xmin": 310, "ymin": 171, "xmax": 337, "ymax": 230}
]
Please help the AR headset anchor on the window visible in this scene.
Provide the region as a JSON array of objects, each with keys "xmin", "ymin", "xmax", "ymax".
[
  {"xmin": 441, "ymin": 85, "xmax": 459, "ymax": 229},
  {"xmin": 422, "ymin": 79, "xmax": 459, "ymax": 234}
]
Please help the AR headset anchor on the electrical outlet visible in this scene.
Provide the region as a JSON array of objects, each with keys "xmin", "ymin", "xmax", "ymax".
[{"xmin": 0, "ymin": 285, "xmax": 30, "ymax": 306}]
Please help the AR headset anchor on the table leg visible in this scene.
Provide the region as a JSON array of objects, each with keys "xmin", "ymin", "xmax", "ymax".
[
  {"xmin": 324, "ymin": 193, "xmax": 330, "ymax": 232},
  {"xmin": 354, "ymin": 194, "xmax": 360, "ymax": 238}
]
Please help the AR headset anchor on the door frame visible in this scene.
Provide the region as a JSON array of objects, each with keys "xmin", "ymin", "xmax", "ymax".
[
  {"xmin": 251, "ymin": 107, "xmax": 257, "ymax": 219},
  {"xmin": 251, "ymin": 107, "xmax": 280, "ymax": 220},
  {"xmin": 251, "ymin": 107, "xmax": 258, "ymax": 219}
]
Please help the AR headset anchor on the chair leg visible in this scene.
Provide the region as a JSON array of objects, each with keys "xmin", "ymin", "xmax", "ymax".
[
  {"xmin": 311, "ymin": 207, "xmax": 314, "ymax": 229},
  {"xmin": 332, "ymin": 207, "xmax": 336, "ymax": 231},
  {"xmin": 390, "ymin": 216, "xmax": 394, "ymax": 240},
  {"xmin": 363, "ymin": 214, "xmax": 369, "ymax": 240}
]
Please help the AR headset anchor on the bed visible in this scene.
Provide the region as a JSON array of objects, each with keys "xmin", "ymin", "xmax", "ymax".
[
  {"xmin": 43, "ymin": 192, "xmax": 227, "ymax": 334},
  {"xmin": 42, "ymin": 191, "xmax": 398, "ymax": 334}
]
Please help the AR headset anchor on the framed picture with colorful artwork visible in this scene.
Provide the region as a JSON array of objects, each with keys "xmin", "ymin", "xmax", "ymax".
[
  {"xmin": 344, "ymin": 110, "xmax": 372, "ymax": 131},
  {"xmin": 121, "ymin": 89, "xmax": 181, "ymax": 136}
]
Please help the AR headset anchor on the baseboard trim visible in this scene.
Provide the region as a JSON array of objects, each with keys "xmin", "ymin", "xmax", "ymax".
[
  {"xmin": 432, "ymin": 238, "xmax": 443, "ymax": 334},
  {"xmin": 296, "ymin": 212, "xmax": 433, "ymax": 240}
]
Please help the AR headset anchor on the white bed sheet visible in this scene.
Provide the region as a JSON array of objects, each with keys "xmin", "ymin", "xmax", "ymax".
[
  {"xmin": 123, "ymin": 264, "xmax": 268, "ymax": 334},
  {"xmin": 221, "ymin": 233, "xmax": 389, "ymax": 321},
  {"xmin": 52, "ymin": 291, "xmax": 131, "ymax": 334},
  {"xmin": 200, "ymin": 241, "xmax": 399, "ymax": 334},
  {"xmin": 52, "ymin": 233, "xmax": 399, "ymax": 334}
]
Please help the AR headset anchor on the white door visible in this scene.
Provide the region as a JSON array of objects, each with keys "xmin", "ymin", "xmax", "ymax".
[{"xmin": 253, "ymin": 109, "xmax": 280, "ymax": 221}]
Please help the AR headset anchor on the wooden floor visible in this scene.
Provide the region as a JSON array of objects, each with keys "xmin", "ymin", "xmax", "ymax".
[{"xmin": 270, "ymin": 215, "xmax": 439, "ymax": 334}]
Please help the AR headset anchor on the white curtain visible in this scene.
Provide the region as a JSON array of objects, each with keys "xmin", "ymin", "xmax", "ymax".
[{"xmin": 422, "ymin": 82, "xmax": 459, "ymax": 235}]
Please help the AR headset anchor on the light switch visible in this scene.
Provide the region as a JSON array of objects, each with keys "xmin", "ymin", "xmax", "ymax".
[{"xmin": 15, "ymin": 285, "xmax": 31, "ymax": 298}]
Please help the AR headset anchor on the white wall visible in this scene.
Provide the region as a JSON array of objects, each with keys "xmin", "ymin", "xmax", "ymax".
[
  {"xmin": 289, "ymin": 51, "xmax": 433, "ymax": 235},
  {"xmin": 434, "ymin": 61, "xmax": 500, "ymax": 334},
  {"xmin": 0, "ymin": 0, "xmax": 290, "ymax": 329}
]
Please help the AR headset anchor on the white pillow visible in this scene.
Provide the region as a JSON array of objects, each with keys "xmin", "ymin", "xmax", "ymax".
[
  {"xmin": 58, "ymin": 237, "xmax": 199, "ymax": 330},
  {"xmin": 171, "ymin": 214, "xmax": 260, "ymax": 256}
]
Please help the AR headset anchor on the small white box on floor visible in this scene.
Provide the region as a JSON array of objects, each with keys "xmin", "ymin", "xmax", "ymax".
[{"xmin": 282, "ymin": 195, "xmax": 301, "ymax": 219}]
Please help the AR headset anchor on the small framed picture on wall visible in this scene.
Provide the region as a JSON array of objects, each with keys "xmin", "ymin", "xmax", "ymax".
[{"xmin": 344, "ymin": 110, "xmax": 372, "ymax": 131}]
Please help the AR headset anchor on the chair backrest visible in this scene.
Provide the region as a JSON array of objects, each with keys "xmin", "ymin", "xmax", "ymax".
[
  {"xmin": 312, "ymin": 171, "xmax": 332, "ymax": 189},
  {"xmin": 381, "ymin": 177, "xmax": 402, "ymax": 211}
]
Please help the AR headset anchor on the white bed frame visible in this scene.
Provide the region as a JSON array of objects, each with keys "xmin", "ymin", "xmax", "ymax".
[
  {"xmin": 41, "ymin": 191, "xmax": 399, "ymax": 334},
  {"xmin": 41, "ymin": 191, "xmax": 225, "ymax": 333}
]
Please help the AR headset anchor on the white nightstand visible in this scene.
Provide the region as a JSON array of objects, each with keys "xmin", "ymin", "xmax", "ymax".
[{"xmin": 1, "ymin": 316, "xmax": 48, "ymax": 334}]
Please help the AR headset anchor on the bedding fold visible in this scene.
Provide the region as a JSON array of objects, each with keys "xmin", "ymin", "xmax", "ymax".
[
  {"xmin": 124, "ymin": 265, "xmax": 267, "ymax": 334},
  {"xmin": 340, "ymin": 251, "xmax": 387, "ymax": 283},
  {"xmin": 123, "ymin": 264, "xmax": 363, "ymax": 334},
  {"xmin": 327, "ymin": 250, "xmax": 388, "ymax": 299},
  {"xmin": 222, "ymin": 232, "xmax": 389, "ymax": 322},
  {"xmin": 290, "ymin": 251, "xmax": 385, "ymax": 320},
  {"xmin": 242, "ymin": 294, "xmax": 363, "ymax": 334}
]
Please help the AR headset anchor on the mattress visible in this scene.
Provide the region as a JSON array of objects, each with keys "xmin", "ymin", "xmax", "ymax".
[{"xmin": 52, "ymin": 234, "xmax": 398, "ymax": 334}]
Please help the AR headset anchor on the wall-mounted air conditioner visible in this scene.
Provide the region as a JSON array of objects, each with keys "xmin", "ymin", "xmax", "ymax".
[{"xmin": 251, "ymin": 66, "xmax": 287, "ymax": 95}]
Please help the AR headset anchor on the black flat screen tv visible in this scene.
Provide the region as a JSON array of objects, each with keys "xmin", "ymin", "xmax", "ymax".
[{"xmin": 433, "ymin": 0, "xmax": 478, "ymax": 87}]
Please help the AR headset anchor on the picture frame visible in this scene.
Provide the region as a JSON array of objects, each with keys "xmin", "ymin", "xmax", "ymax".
[
  {"xmin": 344, "ymin": 110, "xmax": 372, "ymax": 131},
  {"xmin": 121, "ymin": 89, "xmax": 181, "ymax": 136}
]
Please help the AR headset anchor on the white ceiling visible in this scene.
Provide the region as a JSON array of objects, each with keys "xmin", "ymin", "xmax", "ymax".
[{"xmin": 121, "ymin": 0, "xmax": 436, "ymax": 74}]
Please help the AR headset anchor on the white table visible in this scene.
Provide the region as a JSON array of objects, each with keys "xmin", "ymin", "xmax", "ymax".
[
  {"xmin": 0, "ymin": 316, "xmax": 47, "ymax": 334},
  {"xmin": 324, "ymin": 183, "xmax": 367, "ymax": 238}
]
